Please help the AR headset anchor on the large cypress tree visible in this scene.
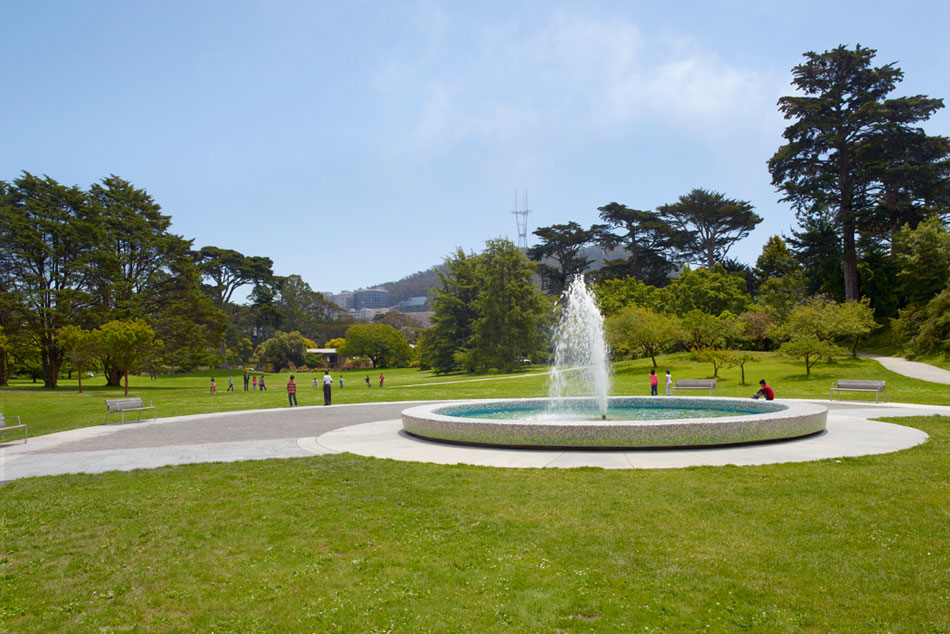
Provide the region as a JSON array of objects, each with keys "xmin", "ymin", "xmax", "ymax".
[{"xmin": 769, "ymin": 44, "xmax": 950, "ymax": 300}]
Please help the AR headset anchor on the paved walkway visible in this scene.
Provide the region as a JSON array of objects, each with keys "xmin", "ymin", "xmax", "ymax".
[
  {"xmin": 859, "ymin": 353, "xmax": 950, "ymax": 384},
  {"xmin": 2, "ymin": 398, "xmax": 946, "ymax": 480}
]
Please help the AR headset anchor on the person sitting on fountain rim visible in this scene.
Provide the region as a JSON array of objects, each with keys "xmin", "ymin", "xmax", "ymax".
[{"xmin": 752, "ymin": 379, "xmax": 775, "ymax": 401}]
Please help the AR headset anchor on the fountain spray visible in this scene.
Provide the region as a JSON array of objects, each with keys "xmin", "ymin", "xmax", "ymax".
[{"xmin": 548, "ymin": 275, "xmax": 611, "ymax": 419}]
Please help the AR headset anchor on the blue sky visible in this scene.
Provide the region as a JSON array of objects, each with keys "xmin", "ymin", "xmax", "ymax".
[{"xmin": 3, "ymin": 1, "xmax": 949, "ymax": 297}]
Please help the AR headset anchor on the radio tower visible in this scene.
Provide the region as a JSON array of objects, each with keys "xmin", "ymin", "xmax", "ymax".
[{"xmin": 511, "ymin": 189, "xmax": 531, "ymax": 250}]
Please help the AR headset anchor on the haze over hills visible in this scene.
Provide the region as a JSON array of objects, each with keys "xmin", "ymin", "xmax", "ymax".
[{"xmin": 370, "ymin": 245, "xmax": 627, "ymax": 305}]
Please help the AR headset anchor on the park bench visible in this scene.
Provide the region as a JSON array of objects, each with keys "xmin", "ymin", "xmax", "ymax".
[
  {"xmin": 0, "ymin": 412, "xmax": 27, "ymax": 444},
  {"xmin": 829, "ymin": 379, "xmax": 887, "ymax": 403},
  {"xmin": 673, "ymin": 379, "xmax": 716, "ymax": 396},
  {"xmin": 104, "ymin": 397, "xmax": 157, "ymax": 424}
]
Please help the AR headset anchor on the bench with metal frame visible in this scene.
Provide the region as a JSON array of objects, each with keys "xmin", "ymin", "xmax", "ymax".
[
  {"xmin": 673, "ymin": 379, "xmax": 717, "ymax": 396},
  {"xmin": 105, "ymin": 397, "xmax": 157, "ymax": 424},
  {"xmin": 830, "ymin": 379, "xmax": 887, "ymax": 403},
  {"xmin": 0, "ymin": 412, "xmax": 28, "ymax": 444}
]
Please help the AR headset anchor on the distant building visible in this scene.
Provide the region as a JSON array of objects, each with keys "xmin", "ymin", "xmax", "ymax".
[
  {"xmin": 396, "ymin": 296, "xmax": 428, "ymax": 312},
  {"xmin": 323, "ymin": 291, "xmax": 355, "ymax": 311},
  {"xmin": 355, "ymin": 288, "xmax": 389, "ymax": 310}
]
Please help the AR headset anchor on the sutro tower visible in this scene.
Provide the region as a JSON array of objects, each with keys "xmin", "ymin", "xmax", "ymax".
[{"xmin": 511, "ymin": 189, "xmax": 531, "ymax": 250}]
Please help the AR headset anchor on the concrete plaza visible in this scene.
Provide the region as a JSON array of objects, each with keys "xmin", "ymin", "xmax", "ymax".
[{"xmin": 2, "ymin": 398, "xmax": 944, "ymax": 481}]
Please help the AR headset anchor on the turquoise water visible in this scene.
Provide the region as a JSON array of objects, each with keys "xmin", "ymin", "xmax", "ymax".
[{"xmin": 462, "ymin": 405, "xmax": 754, "ymax": 421}]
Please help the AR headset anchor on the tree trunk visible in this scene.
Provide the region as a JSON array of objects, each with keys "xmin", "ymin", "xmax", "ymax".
[
  {"xmin": 105, "ymin": 364, "xmax": 124, "ymax": 387},
  {"xmin": 124, "ymin": 369, "xmax": 129, "ymax": 397}
]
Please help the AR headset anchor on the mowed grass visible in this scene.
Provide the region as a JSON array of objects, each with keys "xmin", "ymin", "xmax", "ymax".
[
  {"xmin": 0, "ymin": 416, "xmax": 947, "ymax": 633},
  {"xmin": 4, "ymin": 352, "xmax": 950, "ymax": 438}
]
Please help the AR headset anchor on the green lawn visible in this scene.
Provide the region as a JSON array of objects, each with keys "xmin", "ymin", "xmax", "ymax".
[
  {"xmin": 1, "ymin": 416, "xmax": 947, "ymax": 632},
  {"xmin": 4, "ymin": 352, "xmax": 950, "ymax": 438}
]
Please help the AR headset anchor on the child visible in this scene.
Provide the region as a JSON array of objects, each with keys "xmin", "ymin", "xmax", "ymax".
[
  {"xmin": 210, "ymin": 377, "xmax": 216, "ymax": 394},
  {"xmin": 665, "ymin": 370, "xmax": 673, "ymax": 396},
  {"xmin": 365, "ymin": 375, "xmax": 371, "ymax": 388},
  {"xmin": 649, "ymin": 369, "xmax": 658, "ymax": 396},
  {"xmin": 252, "ymin": 376, "xmax": 257, "ymax": 391}
]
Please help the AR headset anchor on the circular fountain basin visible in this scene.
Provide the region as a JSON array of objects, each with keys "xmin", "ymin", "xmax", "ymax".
[{"xmin": 401, "ymin": 397, "xmax": 828, "ymax": 449}]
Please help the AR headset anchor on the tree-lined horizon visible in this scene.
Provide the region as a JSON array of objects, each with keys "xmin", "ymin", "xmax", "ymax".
[{"xmin": 3, "ymin": 44, "xmax": 950, "ymax": 384}]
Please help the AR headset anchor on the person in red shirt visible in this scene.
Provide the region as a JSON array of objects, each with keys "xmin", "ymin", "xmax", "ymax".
[
  {"xmin": 753, "ymin": 379, "xmax": 775, "ymax": 400},
  {"xmin": 287, "ymin": 374, "xmax": 298, "ymax": 407}
]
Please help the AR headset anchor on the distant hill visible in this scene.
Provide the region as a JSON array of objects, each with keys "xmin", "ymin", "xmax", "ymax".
[
  {"xmin": 373, "ymin": 245, "xmax": 625, "ymax": 305},
  {"xmin": 374, "ymin": 265, "xmax": 444, "ymax": 305}
]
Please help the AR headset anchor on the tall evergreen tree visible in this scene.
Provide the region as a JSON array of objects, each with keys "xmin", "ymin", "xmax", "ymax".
[
  {"xmin": 527, "ymin": 222, "xmax": 601, "ymax": 295},
  {"xmin": 657, "ymin": 188, "xmax": 761, "ymax": 270},
  {"xmin": 769, "ymin": 44, "xmax": 949, "ymax": 300},
  {"xmin": 470, "ymin": 239, "xmax": 549, "ymax": 372},
  {"xmin": 0, "ymin": 173, "xmax": 102, "ymax": 387},
  {"xmin": 595, "ymin": 202, "xmax": 687, "ymax": 285}
]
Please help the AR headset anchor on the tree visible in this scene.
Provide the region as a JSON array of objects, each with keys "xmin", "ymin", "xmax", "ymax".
[
  {"xmin": 893, "ymin": 216, "xmax": 950, "ymax": 306},
  {"xmin": 468, "ymin": 239, "xmax": 550, "ymax": 372},
  {"xmin": 340, "ymin": 324, "xmax": 412, "ymax": 368},
  {"xmin": 527, "ymin": 222, "xmax": 600, "ymax": 295},
  {"xmin": 692, "ymin": 347, "xmax": 733, "ymax": 378},
  {"xmin": 0, "ymin": 326, "xmax": 10, "ymax": 386},
  {"xmin": 373, "ymin": 311, "xmax": 425, "ymax": 343},
  {"xmin": 779, "ymin": 335, "xmax": 841, "ymax": 376},
  {"xmin": 419, "ymin": 248, "xmax": 482, "ymax": 373},
  {"xmin": 728, "ymin": 350, "xmax": 759, "ymax": 385},
  {"xmin": 254, "ymin": 331, "xmax": 309, "ymax": 372},
  {"xmin": 786, "ymin": 216, "xmax": 846, "ymax": 299},
  {"xmin": 93, "ymin": 319, "xmax": 157, "ymax": 396},
  {"xmin": 769, "ymin": 44, "xmax": 950, "ymax": 300},
  {"xmin": 58, "ymin": 325, "xmax": 97, "ymax": 393},
  {"xmin": 893, "ymin": 285, "xmax": 950, "ymax": 355},
  {"xmin": 595, "ymin": 203, "xmax": 687, "ymax": 285},
  {"xmin": 275, "ymin": 274, "xmax": 333, "ymax": 339},
  {"xmin": 658, "ymin": 189, "xmax": 761, "ymax": 269},
  {"xmin": 195, "ymin": 246, "xmax": 274, "ymax": 306},
  {"xmin": 777, "ymin": 296, "xmax": 875, "ymax": 356},
  {"xmin": 594, "ymin": 277, "xmax": 662, "ymax": 317},
  {"xmin": 0, "ymin": 173, "xmax": 102, "ymax": 387},
  {"xmin": 835, "ymin": 298, "xmax": 878, "ymax": 357},
  {"xmin": 679, "ymin": 310, "xmax": 743, "ymax": 350},
  {"xmin": 605, "ymin": 305, "xmax": 681, "ymax": 367},
  {"xmin": 660, "ymin": 265, "xmax": 752, "ymax": 316}
]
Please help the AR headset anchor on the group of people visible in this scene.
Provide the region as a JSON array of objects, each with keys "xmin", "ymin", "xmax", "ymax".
[
  {"xmin": 364, "ymin": 374, "xmax": 384, "ymax": 388},
  {"xmin": 649, "ymin": 369, "xmax": 774, "ymax": 400}
]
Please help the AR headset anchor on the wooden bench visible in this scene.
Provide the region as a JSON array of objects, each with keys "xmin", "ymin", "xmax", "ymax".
[
  {"xmin": 105, "ymin": 397, "xmax": 157, "ymax": 424},
  {"xmin": 830, "ymin": 379, "xmax": 887, "ymax": 403},
  {"xmin": 673, "ymin": 379, "xmax": 716, "ymax": 396},
  {"xmin": 0, "ymin": 412, "xmax": 27, "ymax": 444}
]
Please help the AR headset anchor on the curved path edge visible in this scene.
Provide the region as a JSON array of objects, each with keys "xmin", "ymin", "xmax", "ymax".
[
  {"xmin": 2, "ymin": 399, "xmax": 946, "ymax": 480},
  {"xmin": 859, "ymin": 352, "xmax": 950, "ymax": 384}
]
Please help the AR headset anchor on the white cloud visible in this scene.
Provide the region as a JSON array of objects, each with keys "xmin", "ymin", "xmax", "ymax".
[{"xmin": 371, "ymin": 9, "xmax": 787, "ymax": 166}]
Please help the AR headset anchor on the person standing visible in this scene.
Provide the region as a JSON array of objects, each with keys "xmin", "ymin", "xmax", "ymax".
[
  {"xmin": 243, "ymin": 371, "xmax": 250, "ymax": 392},
  {"xmin": 649, "ymin": 369, "xmax": 658, "ymax": 396},
  {"xmin": 226, "ymin": 376, "xmax": 234, "ymax": 392},
  {"xmin": 339, "ymin": 375, "xmax": 344, "ymax": 389},
  {"xmin": 665, "ymin": 370, "xmax": 673, "ymax": 396},
  {"xmin": 210, "ymin": 377, "xmax": 216, "ymax": 394},
  {"xmin": 365, "ymin": 375, "xmax": 371, "ymax": 388},
  {"xmin": 312, "ymin": 377, "xmax": 319, "ymax": 390},
  {"xmin": 252, "ymin": 376, "xmax": 257, "ymax": 391},
  {"xmin": 379, "ymin": 373, "xmax": 385, "ymax": 388},
  {"xmin": 287, "ymin": 374, "xmax": 298, "ymax": 407},
  {"xmin": 259, "ymin": 375, "xmax": 266, "ymax": 391},
  {"xmin": 323, "ymin": 370, "xmax": 333, "ymax": 406}
]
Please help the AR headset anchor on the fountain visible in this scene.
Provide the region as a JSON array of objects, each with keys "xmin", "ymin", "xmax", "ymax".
[
  {"xmin": 547, "ymin": 276, "xmax": 611, "ymax": 419},
  {"xmin": 402, "ymin": 276, "xmax": 827, "ymax": 449}
]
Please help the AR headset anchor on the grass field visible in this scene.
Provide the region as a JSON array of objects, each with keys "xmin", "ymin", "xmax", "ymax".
[
  {"xmin": 1, "ymin": 415, "xmax": 947, "ymax": 632},
  {"xmin": 2, "ymin": 354, "xmax": 949, "ymax": 632},
  {"xmin": 3, "ymin": 352, "xmax": 950, "ymax": 438}
]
